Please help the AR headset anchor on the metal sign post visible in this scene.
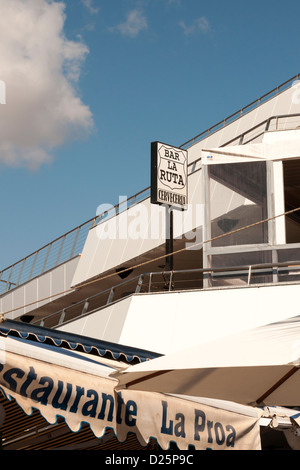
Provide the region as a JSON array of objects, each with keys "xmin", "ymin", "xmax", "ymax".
[
  {"xmin": 165, "ymin": 206, "xmax": 173, "ymax": 272},
  {"xmin": 151, "ymin": 142, "xmax": 188, "ymax": 275}
]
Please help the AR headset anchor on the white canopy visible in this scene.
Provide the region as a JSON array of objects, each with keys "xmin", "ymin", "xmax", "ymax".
[
  {"xmin": 115, "ymin": 316, "xmax": 300, "ymax": 407},
  {"xmin": 202, "ymin": 129, "xmax": 300, "ymax": 164}
]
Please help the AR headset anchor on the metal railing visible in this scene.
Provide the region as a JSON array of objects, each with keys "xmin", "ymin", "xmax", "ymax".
[
  {"xmin": 221, "ymin": 113, "xmax": 300, "ymax": 147},
  {"xmin": 0, "ymin": 188, "xmax": 150, "ymax": 295},
  {"xmin": 180, "ymin": 73, "xmax": 300, "ymax": 149},
  {"xmin": 30, "ymin": 259, "xmax": 300, "ymax": 329}
]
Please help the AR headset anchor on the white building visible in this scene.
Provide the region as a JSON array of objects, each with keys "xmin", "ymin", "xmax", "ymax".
[{"xmin": 1, "ymin": 74, "xmax": 300, "ymax": 450}]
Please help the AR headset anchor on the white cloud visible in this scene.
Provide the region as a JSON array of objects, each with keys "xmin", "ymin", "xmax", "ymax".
[
  {"xmin": 108, "ymin": 9, "xmax": 148, "ymax": 38},
  {"xmin": 179, "ymin": 17, "xmax": 211, "ymax": 36},
  {"xmin": 81, "ymin": 0, "xmax": 99, "ymax": 15},
  {"xmin": 0, "ymin": 0, "xmax": 93, "ymax": 169}
]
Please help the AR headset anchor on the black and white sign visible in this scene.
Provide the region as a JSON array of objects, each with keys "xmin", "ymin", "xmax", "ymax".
[{"xmin": 151, "ymin": 142, "xmax": 188, "ymax": 209}]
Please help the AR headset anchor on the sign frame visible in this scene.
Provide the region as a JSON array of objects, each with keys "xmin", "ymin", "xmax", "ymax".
[{"xmin": 151, "ymin": 141, "xmax": 188, "ymax": 210}]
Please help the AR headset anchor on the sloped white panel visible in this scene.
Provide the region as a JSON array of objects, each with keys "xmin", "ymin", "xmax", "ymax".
[
  {"xmin": 58, "ymin": 282, "xmax": 300, "ymax": 355},
  {"xmin": 71, "ymin": 169, "xmax": 204, "ymax": 287},
  {"xmin": 0, "ymin": 256, "xmax": 80, "ymax": 319}
]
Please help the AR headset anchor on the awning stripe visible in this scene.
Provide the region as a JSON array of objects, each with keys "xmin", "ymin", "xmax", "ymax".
[
  {"xmin": 0, "ymin": 319, "xmax": 161, "ymax": 364},
  {"xmin": 0, "ymin": 335, "xmax": 263, "ymax": 451}
]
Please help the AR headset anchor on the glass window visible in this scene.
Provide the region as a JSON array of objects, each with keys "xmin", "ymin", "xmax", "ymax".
[
  {"xmin": 283, "ymin": 159, "xmax": 300, "ymax": 243},
  {"xmin": 209, "ymin": 250, "xmax": 273, "ymax": 287},
  {"xmin": 208, "ymin": 161, "xmax": 268, "ymax": 247},
  {"xmin": 277, "ymin": 247, "xmax": 300, "ymax": 283}
]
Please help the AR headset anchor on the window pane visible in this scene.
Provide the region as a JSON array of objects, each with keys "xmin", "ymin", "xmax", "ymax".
[
  {"xmin": 209, "ymin": 161, "xmax": 268, "ymax": 247},
  {"xmin": 277, "ymin": 247, "xmax": 300, "ymax": 283},
  {"xmin": 283, "ymin": 160, "xmax": 300, "ymax": 243},
  {"xmin": 209, "ymin": 250, "xmax": 273, "ymax": 287}
]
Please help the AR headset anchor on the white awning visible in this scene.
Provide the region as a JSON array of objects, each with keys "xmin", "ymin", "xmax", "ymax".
[
  {"xmin": 0, "ymin": 334, "xmax": 263, "ymax": 450},
  {"xmin": 202, "ymin": 130, "xmax": 300, "ymax": 163},
  {"xmin": 115, "ymin": 316, "xmax": 300, "ymax": 407}
]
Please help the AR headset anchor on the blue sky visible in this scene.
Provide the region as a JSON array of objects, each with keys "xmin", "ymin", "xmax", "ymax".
[{"xmin": 0, "ymin": 0, "xmax": 300, "ymax": 269}]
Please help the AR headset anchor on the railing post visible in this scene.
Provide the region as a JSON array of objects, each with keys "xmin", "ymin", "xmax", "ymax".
[
  {"xmin": 81, "ymin": 301, "xmax": 89, "ymax": 315},
  {"xmin": 28, "ymin": 251, "xmax": 38, "ymax": 280},
  {"xmin": 58, "ymin": 309, "xmax": 66, "ymax": 325},
  {"xmin": 135, "ymin": 275, "xmax": 144, "ymax": 293},
  {"xmin": 42, "ymin": 245, "xmax": 51, "ymax": 274},
  {"xmin": 70, "ymin": 227, "xmax": 80, "ymax": 258},
  {"xmin": 107, "ymin": 288, "xmax": 114, "ymax": 304},
  {"xmin": 0, "ymin": 272, "xmax": 4, "ymax": 294},
  {"xmin": 55, "ymin": 235, "xmax": 66, "ymax": 266},
  {"xmin": 16, "ymin": 258, "xmax": 26, "ymax": 286},
  {"xmin": 247, "ymin": 265, "xmax": 252, "ymax": 285},
  {"xmin": 148, "ymin": 273, "xmax": 152, "ymax": 292},
  {"xmin": 169, "ymin": 271, "xmax": 174, "ymax": 291},
  {"xmin": 4, "ymin": 266, "xmax": 14, "ymax": 292}
]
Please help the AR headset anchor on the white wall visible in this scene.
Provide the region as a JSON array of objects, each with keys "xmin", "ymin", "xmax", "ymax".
[
  {"xmin": 1, "ymin": 256, "xmax": 79, "ymax": 319},
  {"xmin": 57, "ymin": 282, "xmax": 300, "ymax": 355},
  {"xmin": 57, "ymin": 296, "xmax": 133, "ymax": 344}
]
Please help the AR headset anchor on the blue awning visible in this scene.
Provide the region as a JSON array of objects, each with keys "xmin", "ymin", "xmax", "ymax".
[{"xmin": 0, "ymin": 319, "xmax": 161, "ymax": 364}]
